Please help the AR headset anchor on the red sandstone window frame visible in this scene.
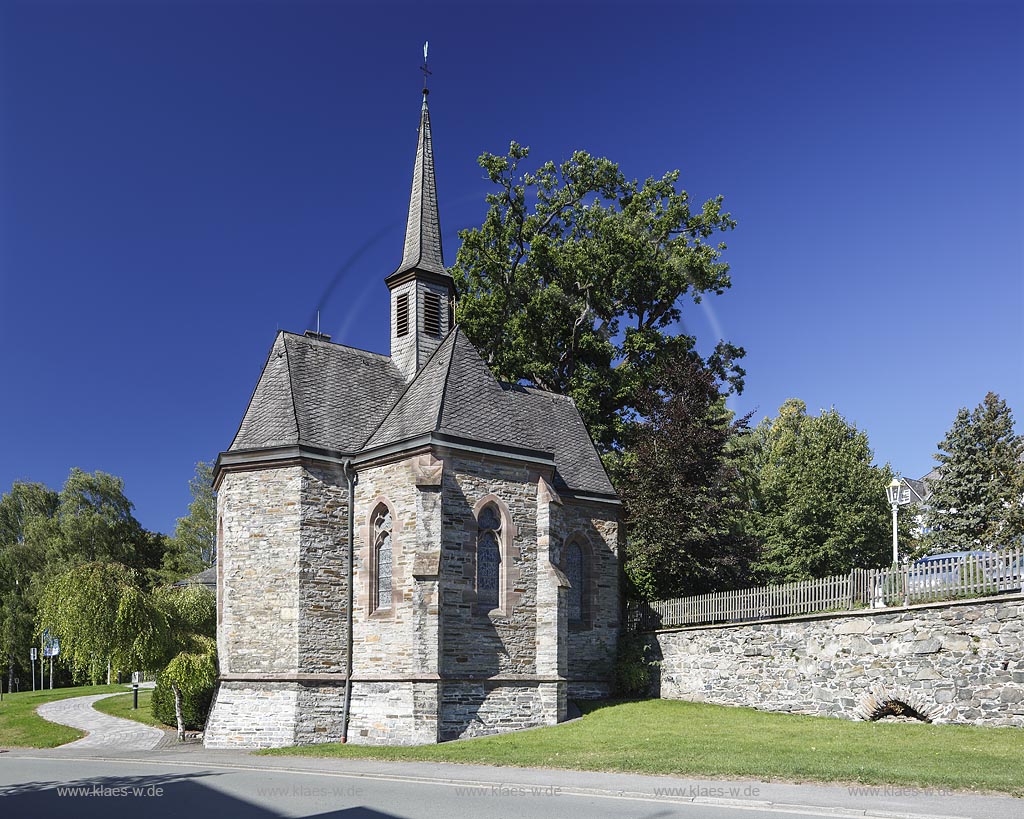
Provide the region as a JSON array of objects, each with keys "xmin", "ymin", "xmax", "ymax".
[
  {"xmin": 562, "ymin": 535, "xmax": 595, "ymax": 631},
  {"xmin": 469, "ymin": 495, "xmax": 519, "ymax": 617},
  {"xmin": 367, "ymin": 499, "xmax": 398, "ymax": 617}
]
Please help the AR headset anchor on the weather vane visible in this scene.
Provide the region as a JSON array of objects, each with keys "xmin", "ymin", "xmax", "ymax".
[{"xmin": 421, "ymin": 41, "xmax": 431, "ymax": 93}]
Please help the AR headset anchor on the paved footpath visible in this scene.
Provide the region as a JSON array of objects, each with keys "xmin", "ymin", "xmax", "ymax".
[{"xmin": 35, "ymin": 688, "xmax": 164, "ymax": 752}]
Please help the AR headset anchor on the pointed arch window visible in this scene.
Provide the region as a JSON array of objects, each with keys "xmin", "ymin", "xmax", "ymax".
[
  {"xmin": 564, "ymin": 542, "xmax": 584, "ymax": 624},
  {"xmin": 476, "ymin": 504, "xmax": 501, "ymax": 610},
  {"xmin": 372, "ymin": 505, "xmax": 393, "ymax": 612}
]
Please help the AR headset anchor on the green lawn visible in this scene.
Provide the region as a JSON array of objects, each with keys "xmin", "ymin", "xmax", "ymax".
[
  {"xmin": 91, "ymin": 688, "xmax": 171, "ymax": 729},
  {"xmin": 0, "ymin": 684, "xmax": 128, "ymax": 748},
  {"xmin": 263, "ymin": 699, "xmax": 1024, "ymax": 795}
]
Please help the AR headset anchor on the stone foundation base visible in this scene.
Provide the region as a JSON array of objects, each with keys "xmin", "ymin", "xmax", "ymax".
[
  {"xmin": 205, "ymin": 678, "xmax": 572, "ymax": 748},
  {"xmin": 204, "ymin": 682, "xmax": 299, "ymax": 749},
  {"xmin": 440, "ymin": 681, "xmax": 565, "ymax": 740},
  {"xmin": 568, "ymin": 680, "xmax": 611, "ymax": 700}
]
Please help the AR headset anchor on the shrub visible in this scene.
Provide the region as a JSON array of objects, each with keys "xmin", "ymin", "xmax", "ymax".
[
  {"xmin": 151, "ymin": 668, "xmax": 214, "ymax": 730},
  {"xmin": 614, "ymin": 636, "xmax": 658, "ymax": 697}
]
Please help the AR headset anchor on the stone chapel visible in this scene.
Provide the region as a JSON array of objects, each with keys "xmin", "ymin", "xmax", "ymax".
[{"xmin": 204, "ymin": 81, "xmax": 622, "ymax": 748}]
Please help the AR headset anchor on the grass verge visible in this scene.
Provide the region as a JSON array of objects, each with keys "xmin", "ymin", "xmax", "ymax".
[
  {"xmin": 262, "ymin": 699, "xmax": 1024, "ymax": 795},
  {"xmin": 0, "ymin": 684, "xmax": 128, "ymax": 748},
  {"xmin": 91, "ymin": 689, "xmax": 170, "ymax": 729}
]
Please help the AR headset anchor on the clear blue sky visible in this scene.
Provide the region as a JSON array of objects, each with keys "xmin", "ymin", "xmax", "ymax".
[{"xmin": 1, "ymin": 0, "xmax": 1021, "ymax": 536}]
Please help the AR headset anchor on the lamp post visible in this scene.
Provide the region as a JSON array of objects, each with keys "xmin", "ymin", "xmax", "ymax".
[{"xmin": 886, "ymin": 478, "xmax": 911, "ymax": 564}]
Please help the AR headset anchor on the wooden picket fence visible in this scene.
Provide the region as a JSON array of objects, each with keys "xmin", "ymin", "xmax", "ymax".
[{"xmin": 626, "ymin": 547, "xmax": 1024, "ymax": 631}]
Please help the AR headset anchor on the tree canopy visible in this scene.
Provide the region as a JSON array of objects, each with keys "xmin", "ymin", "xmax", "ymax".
[
  {"xmin": 0, "ymin": 464, "xmax": 212, "ymax": 689},
  {"xmin": 615, "ymin": 356, "xmax": 756, "ymax": 599},
  {"xmin": 161, "ymin": 461, "xmax": 216, "ymax": 581},
  {"xmin": 747, "ymin": 399, "xmax": 900, "ymax": 583},
  {"xmin": 924, "ymin": 392, "xmax": 1024, "ymax": 551},
  {"xmin": 452, "ymin": 143, "xmax": 744, "ymax": 453},
  {"xmin": 37, "ymin": 561, "xmax": 169, "ymax": 683}
]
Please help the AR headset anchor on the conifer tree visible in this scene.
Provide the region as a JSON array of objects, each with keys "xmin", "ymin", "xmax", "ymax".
[{"xmin": 924, "ymin": 392, "xmax": 1024, "ymax": 551}]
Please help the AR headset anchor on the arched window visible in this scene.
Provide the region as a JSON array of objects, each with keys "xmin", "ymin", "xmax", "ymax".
[
  {"xmin": 564, "ymin": 542, "xmax": 584, "ymax": 624},
  {"xmin": 476, "ymin": 504, "xmax": 501, "ymax": 610},
  {"xmin": 372, "ymin": 505, "xmax": 393, "ymax": 612}
]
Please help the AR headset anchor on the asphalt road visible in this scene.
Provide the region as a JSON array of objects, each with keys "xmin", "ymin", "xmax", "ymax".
[
  {"xmin": 3, "ymin": 691, "xmax": 1019, "ymax": 819},
  {"xmin": 1, "ymin": 751, "xmax": 1020, "ymax": 819}
]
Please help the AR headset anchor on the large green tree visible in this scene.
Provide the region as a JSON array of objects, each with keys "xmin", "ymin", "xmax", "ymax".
[
  {"xmin": 615, "ymin": 355, "xmax": 756, "ymax": 600},
  {"xmin": 0, "ymin": 482, "xmax": 59, "ymax": 691},
  {"xmin": 923, "ymin": 392, "xmax": 1024, "ymax": 551},
  {"xmin": 161, "ymin": 461, "xmax": 216, "ymax": 581},
  {"xmin": 152, "ymin": 583, "xmax": 217, "ymax": 739},
  {"xmin": 749, "ymin": 399, "xmax": 897, "ymax": 583},
  {"xmin": 452, "ymin": 143, "xmax": 744, "ymax": 452},
  {"xmin": 37, "ymin": 561, "xmax": 169, "ymax": 684},
  {"xmin": 53, "ymin": 468, "xmax": 156, "ymax": 571}
]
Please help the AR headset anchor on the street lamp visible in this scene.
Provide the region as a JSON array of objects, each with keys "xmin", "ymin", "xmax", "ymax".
[{"xmin": 886, "ymin": 478, "xmax": 911, "ymax": 564}]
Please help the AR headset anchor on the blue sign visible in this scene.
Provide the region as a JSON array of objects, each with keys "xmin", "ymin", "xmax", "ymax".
[{"xmin": 41, "ymin": 629, "xmax": 60, "ymax": 658}]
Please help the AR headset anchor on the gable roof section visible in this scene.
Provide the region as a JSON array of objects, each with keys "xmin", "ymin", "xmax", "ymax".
[
  {"xmin": 504, "ymin": 385, "xmax": 616, "ymax": 497},
  {"xmin": 230, "ymin": 332, "xmax": 406, "ymax": 453},
  {"xmin": 363, "ymin": 327, "xmax": 615, "ymax": 497},
  {"xmin": 230, "ymin": 333, "xmax": 299, "ymax": 450},
  {"xmin": 362, "ymin": 330, "xmax": 456, "ymax": 448}
]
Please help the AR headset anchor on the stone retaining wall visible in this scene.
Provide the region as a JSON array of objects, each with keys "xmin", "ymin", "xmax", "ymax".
[{"xmin": 644, "ymin": 594, "xmax": 1024, "ymax": 726}]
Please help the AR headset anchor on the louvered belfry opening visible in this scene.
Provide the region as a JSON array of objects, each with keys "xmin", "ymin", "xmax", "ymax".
[
  {"xmin": 396, "ymin": 293, "xmax": 410, "ymax": 337},
  {"xmin": 423, "ymin": 291, "xmax": 442, "ymax": 337}
]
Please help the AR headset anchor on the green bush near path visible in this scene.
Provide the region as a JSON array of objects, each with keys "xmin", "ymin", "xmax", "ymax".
[
  {"xmin": 92, "ymin": 688, "xmax": 172, "ymax": 730},
  {"xmin": 0, "ymin": 684, "xmax": 127, "ymax": 748},
  {"xmin": 263, "ymin": 699, "xmax": 1024, "ymax": 796}
]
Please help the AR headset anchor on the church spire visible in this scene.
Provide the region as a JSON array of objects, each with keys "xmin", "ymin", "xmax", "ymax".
[
  {"xmin": 386, "ymin": 45, "xmax": 455, "ymax": 381},
  {"xmin": 392, "ymin": 42, "xmax": 447, "ymax": 278}
]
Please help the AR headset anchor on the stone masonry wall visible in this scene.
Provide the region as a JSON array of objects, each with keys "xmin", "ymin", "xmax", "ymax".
[
  {"xmin": 352, "ymin": 456, "xmax": 436, "ymax": 678},
  {"xmin": 215, "ymin": 468, "xmax": 302, "ymax": 676},
  {"xmin": 440, "ymin": 682, "xmax": 562, "ymax": 740},
  {"xmin": 646, "ymin": 595, "xmax": 1024, "ymax": 726},
  {"xmin": 204, "ymin": 681, "xmax": 298, "ymax": 749},
  {"xmin": 440, "ymin": 452, "xmax": 541, "ymax": 678},
  {"xmin": 298, "ymin": 464, "xmax": 349, "ymax": 673},
  {"xmin": 556, "ymin": 497, "xmax": 620, "ymax": 696}
]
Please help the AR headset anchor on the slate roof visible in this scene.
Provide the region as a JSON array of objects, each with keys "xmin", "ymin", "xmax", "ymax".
[
  {"xmin": 172, "ymin": 566, "xmax": 217, "ymax": 590},
  {"xmin": 392, "ymin": 93, "xmax": 447, "ymax": 279},
  {"xmin": 225, "ymin": 89, "xmax": 614, "ymax": 499},
  {"xmin": 230, "ymin": 327, "xmax": 615, "ymax": 497},
  {"xmin": 230, "ymin": 332, "xmax": 407, "ymax": 453}
]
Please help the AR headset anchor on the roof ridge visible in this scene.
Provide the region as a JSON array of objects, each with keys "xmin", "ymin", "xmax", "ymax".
[
  {"xmin": 435, "ymin": 325, "xmax": 460, "ymax": 431},
  {"xmin": 279, "ymin": 331, "xmax": 394, "ymax": 361},
  {"xmin": 360, "ymin": 327, "xmax": 458, "ymax": 448},
  {"xmin": 282, "ymin": 334, "xmax": 302, "ymax": 443},
  {"xmin": 227, "ymin": 331, "xmax": 288, "ymax": 451}
]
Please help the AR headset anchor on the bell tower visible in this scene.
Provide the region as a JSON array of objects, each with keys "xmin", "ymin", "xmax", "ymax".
[{"xmin": 386, "ymin": 49, "xmax": 455, "ymax": 380}]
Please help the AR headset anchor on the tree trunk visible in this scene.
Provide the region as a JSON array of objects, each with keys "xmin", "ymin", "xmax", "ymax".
[
  {"xmin": 171, "ymin": 682, "xmax": 185, "ymax": 741},
  {"xmin": 7, "ymin": 655, "xmax": 13, "ymax": 694}
]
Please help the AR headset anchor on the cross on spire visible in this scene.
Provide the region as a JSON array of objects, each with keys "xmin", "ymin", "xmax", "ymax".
[
  {"xmin": 421, "ymin": 40, "xmax": 431, "ymax": 95},
  {"xmin": 389, "ymin": 46, "xmax": 447, "ymax": 279}
]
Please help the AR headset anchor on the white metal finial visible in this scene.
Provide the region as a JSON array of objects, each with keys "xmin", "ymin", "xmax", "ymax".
[{"xmin": 424, "ymin": 41, "xmax": 429, "ymax": 62}]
